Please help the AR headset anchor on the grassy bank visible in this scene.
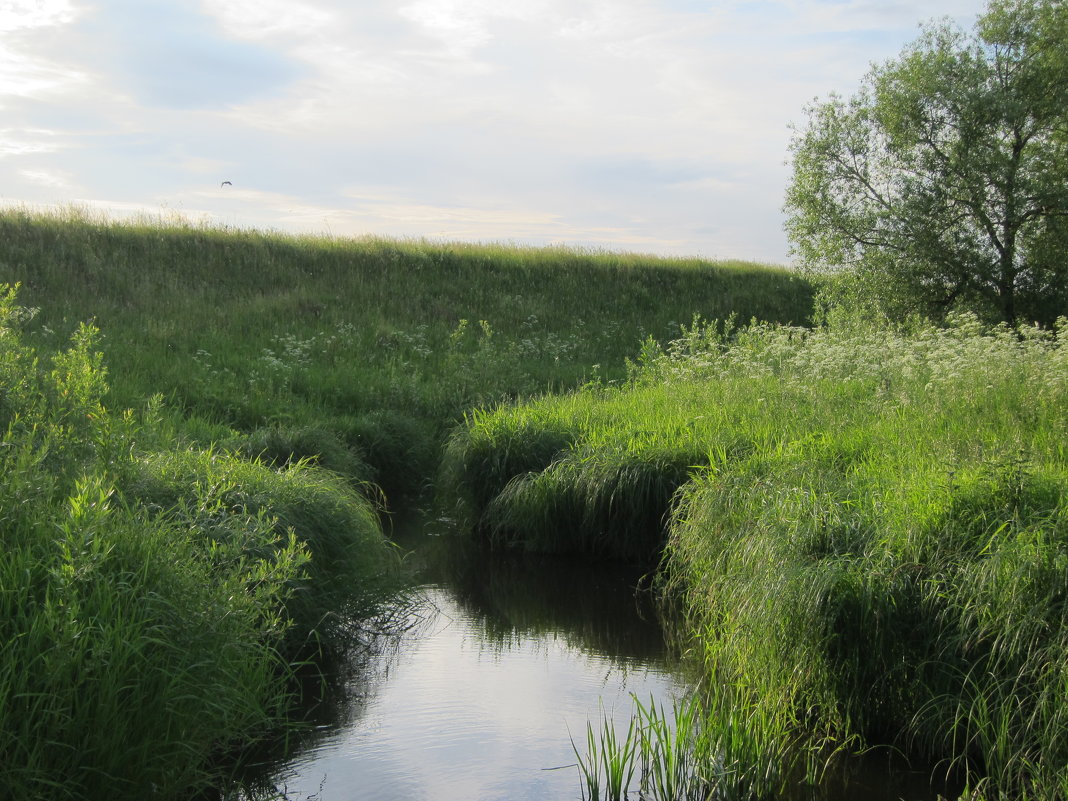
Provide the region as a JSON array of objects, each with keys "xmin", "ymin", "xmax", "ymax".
[
  {"xmin": 0, "ymin": 209, "xmax": 815, "ymax": 799},
  {"xmin": 0, "ymin": 207, "xmax": 813, "ymax": 494},
  {"xmin": 0, "ymin": 288, "xmax": 402, "ymax": 801},
  {"xmin": 442, "ymin": 314, "xmax": 1068, "ymax": 799}
]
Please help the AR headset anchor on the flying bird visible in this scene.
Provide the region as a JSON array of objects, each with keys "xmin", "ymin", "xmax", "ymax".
[{"xmin": 221, "ymin": 180, "xmax": 232, "ymax": 187}]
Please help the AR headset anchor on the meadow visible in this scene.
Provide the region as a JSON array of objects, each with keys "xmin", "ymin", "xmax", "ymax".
[
  {"xmin": 444, "ymin": 313, "xmax": 1068, "ymax": 800},
  {"xmin": 0, "ymin": 208, "xmax": 812, "ymax": 801},
  {"xmin": 1, "ymin": 207, "xmax": 811, "ymax": 495},
  {"xmin": 5, "ymin": 206, "xmax": 1064, "ymax": 800}
]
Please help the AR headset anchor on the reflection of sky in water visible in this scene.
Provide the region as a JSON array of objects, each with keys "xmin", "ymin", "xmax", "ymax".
[{"xmin": 272, "ymin": 586, "xmax": 682, "ymax": 801}]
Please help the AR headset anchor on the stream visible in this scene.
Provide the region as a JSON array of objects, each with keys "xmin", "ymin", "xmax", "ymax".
[{"xmin": 252, "ymin": 521, "xmax": 955, "ymax": 801}]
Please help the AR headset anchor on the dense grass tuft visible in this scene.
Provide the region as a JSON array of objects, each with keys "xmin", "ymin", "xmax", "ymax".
[
  {"xmin": 118, "ymin": 446, "xmax": 401, "ymax": 652},
  {"xmin": 231, "ymin": 424, "xmax": 374, "ymax": 482},
  {"xmin": 444, "ymin": 313, "xmax": 1068, "ymax": 799}
]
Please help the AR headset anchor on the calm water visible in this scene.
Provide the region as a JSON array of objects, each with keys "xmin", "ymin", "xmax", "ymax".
[
  {"xmin": 254, "ymin": 525, "xmax": 953, "ymax": 801},
  {"xmin": 263, "ymin": 531, "xmax": 682, "ymax": 801}
]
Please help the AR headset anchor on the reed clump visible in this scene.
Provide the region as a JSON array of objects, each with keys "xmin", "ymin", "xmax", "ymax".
[{"xmin": 574, "ymin": 694, "xmax": 795, "ymax": 801}]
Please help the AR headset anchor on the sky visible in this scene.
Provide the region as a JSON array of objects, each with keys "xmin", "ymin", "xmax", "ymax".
[{"xmin": 1, "ymin": 0, "xmax": 985, "ymax": 264}]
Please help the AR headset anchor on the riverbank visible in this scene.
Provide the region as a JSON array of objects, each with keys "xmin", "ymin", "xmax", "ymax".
[
  {"xmin": 0, "ymin": 210, "xmax": 813, "ymax": 800},
  {"xmin": 0, "ymin": 287, "xmax": 403, "ymax": 800},
  {"xmin": 442, "ymin": 315, "xmax": 1068, "ymax": 800}
]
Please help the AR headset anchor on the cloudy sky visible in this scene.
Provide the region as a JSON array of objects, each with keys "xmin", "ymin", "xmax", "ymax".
[{"xmin": 2, "ymin": 0, "xmax": 983, "ymax": 263}]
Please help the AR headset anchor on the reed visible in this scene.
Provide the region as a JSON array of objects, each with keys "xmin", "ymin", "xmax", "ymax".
[
  {"xmin": 573, "ymin": 693, "xmax": 788, "ymax": 801},
  {"xmin": 572, "ymin": 710, "xmax": 640, "ymax": 801}
]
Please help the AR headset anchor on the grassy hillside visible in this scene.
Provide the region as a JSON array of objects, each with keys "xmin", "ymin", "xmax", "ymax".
[
  {"xmin": 0, "ymin": 207, "xmax": 813, "ymax": 493},
  {"xmin": 0, "ymin": 207, "xmax": 816, "ymax": 799}
]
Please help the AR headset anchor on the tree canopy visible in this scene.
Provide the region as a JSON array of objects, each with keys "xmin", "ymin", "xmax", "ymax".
[{"xmin": 785, "ymin": 0, "xmax": 1068, "ymax": 327}]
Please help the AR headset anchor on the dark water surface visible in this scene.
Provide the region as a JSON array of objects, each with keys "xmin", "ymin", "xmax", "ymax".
[
  {"xmin": 257, "ymin": 523, "xmax": 953, "ymax": 801},
  {"xmin": 263, "ymin": 527, "xmax": 681, "ymax": 801}
]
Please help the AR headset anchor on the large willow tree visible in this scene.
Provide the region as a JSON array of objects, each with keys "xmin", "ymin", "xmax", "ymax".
[{"xmin": 785, "ymin": 0, "xmax": 1068, "ymax": 326}]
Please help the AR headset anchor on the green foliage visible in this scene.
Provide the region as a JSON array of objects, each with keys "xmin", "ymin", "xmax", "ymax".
[
  {"xmin": 0, "ymin": 478, "xmax": 303, "ymax": 801},
  {"xmin": 0, "ymin": 288, "xmax": 402, "ymax": 800},
  {"xmin": 119, "ymin": 447, "xmax": 401, "ymax": 651},
  {"xmin": 444, "ymin": 313, "xmax": 1068, "ymax": 799},
  {"xmin": 229, "ymin": 424, "xmax": 375, "ymax": 486},
  {"xmin": 574, "ymin": 694, "xmax": 784, "ymax": 801},
  {"xmin": 572, "ymin": 708, "xmax": 639, "ymax": 801},
  {"xmin": 660, "ymin": 320, "xmax": 1068, "ymax": 799},
  {"xmin": 785, "ymin": 0, "xmax": 1068, "ymax": 326},
  {"xmin": 0, "ymin": 207, "xmax": 813, "ymax": 489},
  {"xmin": 438, "ymin": 384, "xmax": 719, "ymax": 560}
]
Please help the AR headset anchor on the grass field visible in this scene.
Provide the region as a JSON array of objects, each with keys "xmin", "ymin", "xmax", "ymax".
[{"xmin": 0, "ymin": 206, "xmax": 813, "ymax": 494}]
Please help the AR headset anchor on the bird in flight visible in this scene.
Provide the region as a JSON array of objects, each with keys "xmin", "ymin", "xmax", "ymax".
[{"xmin": 221, "ymin": 180, "xmax": 232, "ymax": 187}]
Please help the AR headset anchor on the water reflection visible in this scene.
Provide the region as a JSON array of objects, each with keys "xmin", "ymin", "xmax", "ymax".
[
  {"xmin": 420, "ymin": 533, "xmax": 670, "ymax": 665},
  {"xmin": 260, "ymin": 529, "xmax": 682, "ymax": 801},
  {"xmin": 247, "ymin": 526, "xmax": 953, "ymax": 801}
]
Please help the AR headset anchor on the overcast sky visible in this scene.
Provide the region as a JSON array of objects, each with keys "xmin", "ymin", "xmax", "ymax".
[{"xmin": 1, "ymin": 0, "xmax": 984, "ymax": 263}]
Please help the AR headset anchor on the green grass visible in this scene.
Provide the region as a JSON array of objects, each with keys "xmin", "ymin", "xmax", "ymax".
[
  {"xmin": 0, "ymin": 287, "xmax": 403, "ymax": 800},
  {"xmin": 0, "ymin": 209, "xmax": 816, "ymax": 801},
  {"xmin": 9, "ymin": 204, "xmax": 1060, "ymax": 799},
  {"xmin": 572, "ymin": 707, "xmax": 639, "ymax": 801},
  {"xmin": 0, "ymin": 206, "xmax": 813, "ymax": 493},
  {"xmin": 573, "ymin": 694, "xmax": 785, "ymax": 801},
  {"xmin": 438, "ymin": 382, "xmax": 722, "ymax": 560},
  {"xmin": 0, "ymin": 208, "xmax": 812, "ymax": 801},
  {"xmin": 443, "ymin": 313, "xmax": 1068, "ymax": 800}
]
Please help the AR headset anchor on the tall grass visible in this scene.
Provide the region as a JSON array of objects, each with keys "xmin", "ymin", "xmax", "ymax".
[
  {"xmin": 438, "ymin": 383, "xmax": 739, "ymax": 559},
  {"xmin": 0, "ymin": 287, "xmax": 403, "ymax": 800},
  {"xmin": 572, "ymin": 709, "xmax": 640, "ymax": 801},
  {"xmin": 573, "ymin": 693, "xmax": 800, "ymax": 801},
  {"xmin": 0, "ymin": 206, "xmax": 813, "ymax": 491},
  {"xmin": 118, "ymin": 446, "xmax": 401, "ymax": 652},
  {"xmin": 443, "ymin": 312, "xmax": 1068, "ymax": 799}
]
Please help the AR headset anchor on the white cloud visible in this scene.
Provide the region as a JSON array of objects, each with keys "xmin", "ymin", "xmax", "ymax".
[
  {"xmin": 398, "ymin": 0, "xmax": 553, "ymax": 55},
  {"xmin": 0, "ymin": 0, "xmax": 78, "ymax": 33},
  {"xmin": 0, "ymin": 128, "xmax": 62, "ymax": 157},
  {"xmin": 0, "ymin": 0, "xmax": 988, "ymax": 262},
  {"xmin": 200, "ymin": 0, "xmax": 334, "ymax": 41},
  {"xmin": 0, "ymin": 44, "xmax": 88, "ymax": 99},
  {"xmin": 18, "ymin": 167, "xmax": 76, "ymax": 189}
]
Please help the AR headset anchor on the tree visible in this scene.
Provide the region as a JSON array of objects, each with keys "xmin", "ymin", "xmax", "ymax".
[{"xmin": 784, "ymin": 0, "xmax": 1068, "ymax": 327}]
